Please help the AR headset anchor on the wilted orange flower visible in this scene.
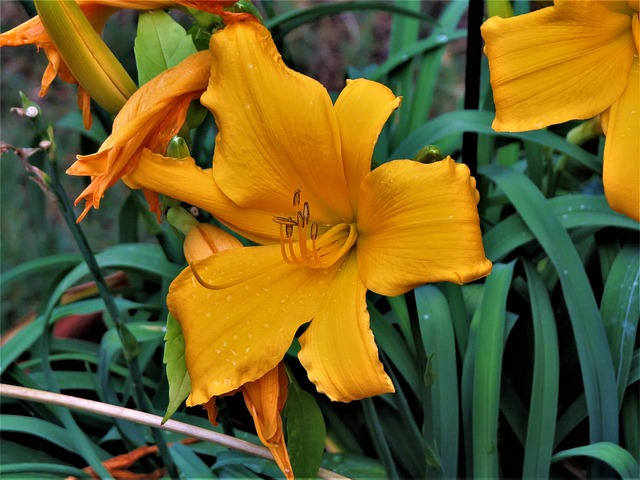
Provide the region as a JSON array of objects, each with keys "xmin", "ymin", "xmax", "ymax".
[{"xmin": 482, "ymin": 0, "xmax": 639, "ymax": 221}]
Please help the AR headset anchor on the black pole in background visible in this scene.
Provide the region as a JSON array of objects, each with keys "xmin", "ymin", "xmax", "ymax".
[{"xmin": 462, "ymin": 0, "xmax": 485, "ymax": 178}]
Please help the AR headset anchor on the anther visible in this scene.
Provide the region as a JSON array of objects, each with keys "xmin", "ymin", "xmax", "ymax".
[
  {"xmin": 302, "ymin": 202, "xmax": 310, "ymax": 225},
  {"xmin": 285, "ymin": 224, "xmax": 294, "ymax": 238},
  {"xmin": 273, "ymin": 216, "xmax": 298, "ymax": 226},
  {"xmin": 310, "ymin": 222, "xmax": 319, "ymax": 240},
  {"xmin": 297, "ymin": 211, "xmax": 305, "ymax": 228},
  {"xmin": 292, "ymin": 189, "xmax": 302, "ymax": 207}
]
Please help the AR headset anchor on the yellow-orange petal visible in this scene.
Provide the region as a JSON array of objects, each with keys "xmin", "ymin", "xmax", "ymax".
[
  {"xmin": 201, "ymin": 20, "xmax": 352, "ymax": 224},
  {"xmin": 603, "ymin": 58, "xmax": 639, "ymax": 222},
  {"xmin": 241, "ymin": 363, "xmax": 293, "ymax": 480},
  {"xmin": 481, "ymin": 1, "xmax": 635, "ymax": 131},
  {"xmin": 125, "ymin": 151, "xmax": 281, "ymax": 244},
  {"xmin": 67, "ymin": 50, "xmax": 211, "ymax": 220},
  {"xmin": 356, "ymin": 158, "xmax": 492, "ymax": 297},
  {"xmin": 298, "ymin": 252, "xmax": 394, "ymax": 402},
  {"xmin": 168, "ymin": 243, "xmax": 338, "ymax": 404},
  {"xmin": 334, "ymin": 78, "xmax": 401, "ymax": 212}
]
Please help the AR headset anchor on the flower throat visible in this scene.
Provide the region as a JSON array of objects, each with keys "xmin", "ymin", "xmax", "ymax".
[{"xmin": 272, "ymin": 189, "xmax": 356, "ymax": 269}]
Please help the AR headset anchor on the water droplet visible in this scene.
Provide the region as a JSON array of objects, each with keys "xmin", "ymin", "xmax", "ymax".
[
  {"xmin": 436, "ymin": 34, "xmax": 448, "ymax": 43},
  {"xmin": 225, "ymin": 294, "xmax": 233, "ymax": 302},
  {"xmin": 423, "ymin": 314, "xmax": 430, "ymax": 320}
]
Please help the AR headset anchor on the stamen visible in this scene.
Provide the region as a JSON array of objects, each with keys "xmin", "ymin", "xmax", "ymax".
[
  {"xmin": 292, "ymin": 189, "xmax": 301, "ymax": 207},
  {"xmin": 278, "ymin": 223, "xmax": 293, "ymax": 265},
  {"xmin": 274, "ymin": 190, "xmax": 356, "ymax": 268}
]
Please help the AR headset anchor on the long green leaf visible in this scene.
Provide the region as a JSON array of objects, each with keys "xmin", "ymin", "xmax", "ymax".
[
  {"xmin": 369, "ymin": 303, "xmax": 422, "ymax": 398},
  {"xmin": 481, "ymin": 165, "xmax": 618, "ymax": 443},
  {"xmin": 0, "ymin": 298, "xmax": 148, "ymax": 375},
  {"xmin": 0, "ymin": 463, "xmax": 90, "ymax": 478},
  {"xmin": 522, "ymin": 262, "xmax": 560, "ymax": 478},
  {"xmin": 472, "ymin": 262, "xmax": 515, "ymax": 478},
  {"xmin": 170, "ymin": 442, "xmax": 215, "ymax": 479},
  {"xmin": 484, "ymin": 195, "xmax": 639, "ymax": 262},
  {"xmin": 416, "ymin": 285, "xmax": 459, "ymax": 478},
  {"xmin": 265, "ymin": 1, "xmax": 437, "ymax": 39},
  {"xmin": 393, "ymin": 110, "xmax": 600, "ymax": 172},
  {"xmin": 0, "ymin": 414, "xmax": 81, "ymax": 453},
  {"xmin": 0, "ymin": 253, "xmax": 82, "ymax": 290},
  {"xmin": 600, "ymin": 245, "xmax": 640, "ymax": 406},
  {"xmin": 552, "ymin": 442, "xmax": 640, "ymax": 480}
]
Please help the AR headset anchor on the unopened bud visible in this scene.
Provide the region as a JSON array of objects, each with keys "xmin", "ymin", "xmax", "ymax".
[
  {"xmin": 166, "ymin": 136, "xmax": 191, "ymax": 159},
  {"xmin": 415, "ymin": 145, "xmax": 444, "ymax": 164}
]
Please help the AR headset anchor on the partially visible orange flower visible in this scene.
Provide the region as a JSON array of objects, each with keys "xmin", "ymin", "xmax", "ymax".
[
  {"xmin": 176, "ymin": 219, "xmax": 293, "ymax": 480},
  {"xmin": 0, "ymin": 0, "xmax": 238, "ymax": 128},
  {"xmin": 67, "ymin": 50, "xmax": 212, "ymax": 222},
  {"xmin": 481, "ymin": 0, "xmax": 639, "ymax": 221}
]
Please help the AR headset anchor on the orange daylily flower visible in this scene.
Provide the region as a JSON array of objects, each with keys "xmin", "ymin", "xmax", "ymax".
[
  {"xmin": 0, "ymin": 0, "xmax": 237, "ymax": 128},
  {"xmin": 116, "ymin": 20, "xmax": 491, "ymax": 403},
  {"xmin": 178, "ymin": 220, "xmax": 293, "ymax": 479},
  {"xmin": 481, "ymin": 0, "xmax": 640, "ymax": 221}
]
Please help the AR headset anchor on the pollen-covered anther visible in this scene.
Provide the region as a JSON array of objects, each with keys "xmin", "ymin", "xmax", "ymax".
[{"xmin": 292, "ymin": 189, "xmax": 301, "ymax": 207}]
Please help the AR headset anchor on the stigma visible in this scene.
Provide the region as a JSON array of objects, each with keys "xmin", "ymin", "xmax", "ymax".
[{"xmin": 273, "ymin": 190, "xmax": 356, "ymax": 268}]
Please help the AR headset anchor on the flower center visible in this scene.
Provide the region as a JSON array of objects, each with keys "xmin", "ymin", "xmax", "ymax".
[{"xmin": 272, "ymin": 189, "xmax": 356, "ymax": 269}]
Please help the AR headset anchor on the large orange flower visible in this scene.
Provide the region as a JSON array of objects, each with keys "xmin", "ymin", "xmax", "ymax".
[
  {"xmin": 481, "ymin": 0, "xmax": 639, "ymax": 221},
  {"xmin": 116, "ymin": 20, "xmax": 491, "ymax": 403}
]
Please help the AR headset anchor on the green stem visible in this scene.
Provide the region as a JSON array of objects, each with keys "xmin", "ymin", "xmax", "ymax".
[{"xmin": 45, "ymin": 144, "xmax": 178, "ymax": 478}]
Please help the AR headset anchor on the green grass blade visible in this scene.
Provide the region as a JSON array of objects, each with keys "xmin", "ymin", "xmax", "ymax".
[
  {"xmin": 552, "ymin": 442, "xmax": 640, "ymax": 479},
  {"xmin": 522, "ymin": 262, "xmax": 560, "ymax": 478},
  {"xmin": 481, "ymin": 165, "xmax": 618, "ymax": 444},
  {"xmin": 600, "ymin": 245, "xmax": 640, "ymax": 406},
  {"xmin": 416, "ymin": 285, "xmax": 459, "ymax": 478},
  {"xmin": 472, "ymin": 262, "xmax": 515, "ymax": 478}
]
